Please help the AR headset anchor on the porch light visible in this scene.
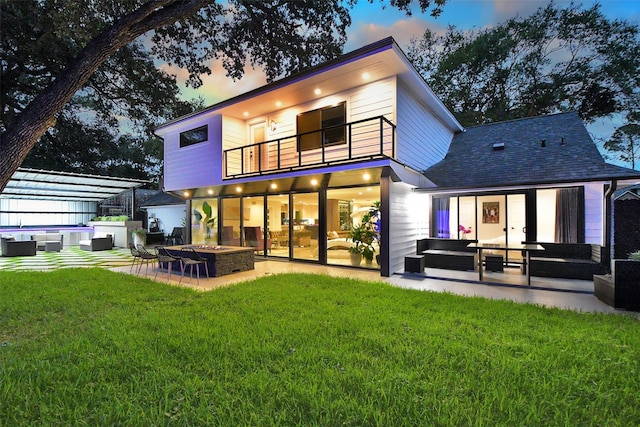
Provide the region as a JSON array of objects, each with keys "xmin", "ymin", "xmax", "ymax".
[
  {"xmin": 363, "ymin": 173, "xmax": 371, "ymax": 181},
  {"xmin": 314, "ymin": 88, "xmax": 321, "ymax": 95},
  {"xmin": 270, "ymin": 120, "xmax": 277, "ymax": 132},
  {"xmin": 235, "ymin": 186, "xmax": 242, "ymax": 193},
  {"xmin": 362, "ymin": 72, "xmax": 370, "ymax": 80},
  {"xmin": 275, "ymin": 101, "xmax": 282, "ymax": 107},
  {"xmin": 183, "ymin": 191, "xmax": 190, "ymax": 198},
  {"xmin": 243, "ymin": 112, "xmax": 249, "ymax": 117},
  {"xmin": 310, "ymin": 178, "xmax": 318, "ymax": 186},
  {"xmin": 207, "ymin": 189, "xmax": 214, "ymax": 195},
  {"xmin": 270, "ymin": 183, "xmax": 277, "ymax": 189}
]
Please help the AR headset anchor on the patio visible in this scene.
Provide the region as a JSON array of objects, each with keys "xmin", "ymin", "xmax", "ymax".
[{"xmin": 0, "ymin": 245, "xmax": 632, "ymax": 315}]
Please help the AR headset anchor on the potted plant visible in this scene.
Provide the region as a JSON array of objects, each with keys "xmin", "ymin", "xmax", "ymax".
[
  {"xmin": 131, "ymin": 227, "xmax": 146, "ymax": 247},
  {"xmin": 362, "ymin": 244, "xmax": 375, "ymax": 266},
  {"xmin": 348, "ymin": 201, "xmax": 381, "ymax": 267},
  {"xmin": 348, "ymin": 223, "xmax": 365, "ymax": 266},
  {"xmin": 595, "ymin": 249, "xmax": 640, "ymax": 310}
]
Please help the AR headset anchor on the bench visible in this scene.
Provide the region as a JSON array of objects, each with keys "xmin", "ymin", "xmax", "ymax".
[
  {"xmin": 1, "ymin": 237, "xmax": 37, "ymax": 257},
  {"xmin": 528, "ymin": 242, "xmax": 607, "ymax": 280},
  {"xmin": 30, "ymin": 233, "xmax": 63, "ymax": 251},
  {"xmin": 416, "ymin": 238, "xmax": 478, "ymax": 271},
  {"xmin": 79, "ymin": 233, "xmax": 114, "ymax": 251}
]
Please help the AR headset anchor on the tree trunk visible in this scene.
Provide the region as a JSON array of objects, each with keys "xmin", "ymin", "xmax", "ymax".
[{"xmin": 0, "ymin": 0, "xmax": 208, "ymax": 191}]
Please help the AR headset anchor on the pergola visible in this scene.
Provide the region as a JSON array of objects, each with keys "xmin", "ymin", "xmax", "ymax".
[{"xmin": 2, "ymin": 168, "xmax": 148, "ymax": 202}]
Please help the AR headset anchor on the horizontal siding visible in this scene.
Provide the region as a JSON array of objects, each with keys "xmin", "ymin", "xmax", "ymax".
[
  {"xmin": 229, "ymin": 78, "xmax": 397, "ymax": 174},
  {"xmin": 396, "ymin": 81, "xmax": 454, "ymax": 171},
  {"xmin": 164, "ymin": 115, "xmax": 222, "ymax": 191},
  {"xmin": 389, "ymin": 180, "xmax": 427, "ymax": 274},
  {"xmin": 585, "ymin": 182, "xmax": 604, "ymax": 245}
]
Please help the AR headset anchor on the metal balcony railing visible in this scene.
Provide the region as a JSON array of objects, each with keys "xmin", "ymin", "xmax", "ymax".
[{"xmin": 223, "ymin": 116, "xmax": 396, "ymax": 178}]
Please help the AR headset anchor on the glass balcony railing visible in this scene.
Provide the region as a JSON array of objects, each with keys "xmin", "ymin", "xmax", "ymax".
[{"xmin": 223, "ymin": 116, "xmax": 396, "ymax": 178}]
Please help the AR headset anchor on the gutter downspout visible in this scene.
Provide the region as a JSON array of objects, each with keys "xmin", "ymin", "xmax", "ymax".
[{"xmin": 604, "ymin": 180, "xmax": 617, "ymax": 268}]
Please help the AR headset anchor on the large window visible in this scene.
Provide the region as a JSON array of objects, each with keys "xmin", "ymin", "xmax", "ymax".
[
  {"xmin": 297, "ymin": 102, "xmax": 346, "ymax": 151},
  {"xmin": 326, "ymin": 186, "xmax": 380, "ymax": 269},
  {"xmin": 180, "ymin": 125, "xmax": 208, "ymax": 148},
  {"xmin": 191, "ymin": 198, "xmax": 218, "ymax": 245}
]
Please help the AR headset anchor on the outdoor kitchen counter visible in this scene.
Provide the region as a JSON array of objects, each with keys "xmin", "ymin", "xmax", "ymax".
[{"xmin": 164, "ymin": 245, "xmax": 255, "ymax": 277}]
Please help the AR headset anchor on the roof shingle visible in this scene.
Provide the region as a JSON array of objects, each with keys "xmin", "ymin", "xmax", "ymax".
[{"xmin": 424, "ymin": 112, "xmax": 640, "ymax": 189}]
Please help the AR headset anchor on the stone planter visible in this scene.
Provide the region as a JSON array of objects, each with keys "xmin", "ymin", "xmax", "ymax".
[
  {"xmin": 594, "ymin": 259, "xmax": 640, "ymax": 311},
  {"xmin": 350, "ymin": 252, "xmax": 362, "ymax": 266},
  {"xmin": 133, "ymin": 233, "xmax": 146, "ymax": 248}
]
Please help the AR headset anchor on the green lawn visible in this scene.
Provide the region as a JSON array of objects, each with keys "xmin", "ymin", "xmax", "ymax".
[{"xmin": 1, "ymin": 269, "xmax": 639, "ymax": 426}]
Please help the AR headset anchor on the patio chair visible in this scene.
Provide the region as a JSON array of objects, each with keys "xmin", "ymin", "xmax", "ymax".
[
  {"xmin": 178, "ymin": 248, "xmax": 210, "ymax": 285},
  {"xmin": 128, "ymin": 243, "xmax": 141, "ymax": 273},
  {"xmin": 167, "ymin": 227, "xmax": 184, "ymax": 245},
  {"xmin": 136, "ymin": 244, "xmax": 158, "ymax": 276},
  {"xmin": 155, "ymin": 246, "xmax": 178, "ymax": 282}
]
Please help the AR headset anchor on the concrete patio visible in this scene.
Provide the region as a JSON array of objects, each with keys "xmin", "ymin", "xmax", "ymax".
[{"xmin": 1, "ymin": 245, "xmax": 635, "ymax": 315}]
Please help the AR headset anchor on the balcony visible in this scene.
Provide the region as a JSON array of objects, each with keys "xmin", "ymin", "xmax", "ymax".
[{"xmin": 224, "ymin": 116, "xmax": 396, "ymax": 179}]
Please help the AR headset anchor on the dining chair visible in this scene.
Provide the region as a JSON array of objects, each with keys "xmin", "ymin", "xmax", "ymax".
[
  {"xmin": 178, "ymin": 248, "xmax": 210, "ymax": 285},
  {"xmin": 128, "ymin": 243, "xmax": 141, "ymax": 273},
  {"xmin": 155, "ymin": 246, "xmax": 178, "ymax": 282},
  {"xmin": 136, "ymin": 244, "xmax": 158, "ymax": 276}
]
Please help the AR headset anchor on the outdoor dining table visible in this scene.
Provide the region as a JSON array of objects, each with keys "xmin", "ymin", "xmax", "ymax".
[{"xmin": 466, "ymin": 242, "xmax": 544, "ymax": 286}]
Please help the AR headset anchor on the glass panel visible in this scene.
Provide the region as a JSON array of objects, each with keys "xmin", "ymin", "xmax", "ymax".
[
  {"xmin": 506, "ymin": 194, "xmax": 526, "ymax": 264},
  {"xmin": 191, "ymin": 198, "xmax": 218, "ymax": 245},
  {"xmin": 243, "ymin": 196, "xmax": 267, "ymax": 255},
  {"xmin": 267, "ymin": 194, "xmax": 289, "ymax": 258},
  {"xmin": 292, "ymin": 193, "xmax": 319, "ymax": 261},
  {"xmin": 220, "ymin": 198, "xmax": 241, "ymax": 246},
  {"xmin": 458, "ymin": 196, "xmax": 476, "ymax": 240},
  {"xmin": 326, "ymin": 186, "xmax": 380, "ymax": 269},
  {"xmin": 536, "ymin": 189, "xmax": 556, "ymax": 242}
]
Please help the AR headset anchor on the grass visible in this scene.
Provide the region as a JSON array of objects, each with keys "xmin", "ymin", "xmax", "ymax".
[{"xmin": 1, "ymin": 269, "xmax": 639, "ymax": 426}]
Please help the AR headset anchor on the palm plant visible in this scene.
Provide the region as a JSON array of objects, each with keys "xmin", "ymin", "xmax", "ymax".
[{"xmin": 193, "ymin": 201, "xmax": 217, "ymax": 239}]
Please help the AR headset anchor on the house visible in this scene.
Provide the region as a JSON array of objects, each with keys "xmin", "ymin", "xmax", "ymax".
[
  {"xmin": 422, "ymin": 112, "xmax": 640, "ymax": 266},
  {"xmin": 155, "ymin": 37, "xmax": 640, "ymax": 277},
  {"xmin": 138, "ymin": 191, "xmax": 186, "ymax": 235}
]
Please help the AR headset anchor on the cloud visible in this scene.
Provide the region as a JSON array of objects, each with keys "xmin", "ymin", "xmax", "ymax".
[
  {"xmin": 493, "ymin": 0, "xmax": 549, "ymax": 20},
  {"xmin": 160, "ymin": 60, "xmax": 267, "ymax": 106},
  {"xmin": 345, "ymin": 17, "xmax": 447, "ymax": 51}
]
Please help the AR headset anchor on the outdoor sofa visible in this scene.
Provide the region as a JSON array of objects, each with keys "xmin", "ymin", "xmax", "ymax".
[
  {"xmin": 30, "ymin": 233, "xmax": 64, "ymax": 250},
  {"xmin": 1, "ymin": 236, "xmax": 37, "ymax": 257},
  {"xmin": 416, "ymin": 238, "xmax": 478, "ymax": 271},
  {"xmin": 527, "ymin": 242, "xmax": 608, "ymax": 280},
  {"xmin": 79, "ymin": 233, "xmax": 114, "ymax": 251}
]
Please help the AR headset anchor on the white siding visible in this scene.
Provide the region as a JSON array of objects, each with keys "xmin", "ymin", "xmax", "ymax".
[
  {"xmin": 396, "ymin": 81, "xmax": 455, "ymax": 171},
  {"xmin": 164, "ymin": 115, "xmax": 223, "ymax": 191},
  {"xmin": 145, "ymin": 205, "xmax": 186, "ymax": 235},
  {"xmin": 238, "ymin": 77, "xmax": 397, "ymax": 172},
  {"xmin": 388, "ymin": 180, "xmax": 427, "ymax": 274},
  {"xmin": 585, "ymin": 182, "xmax": 604, "ymax": 245}
]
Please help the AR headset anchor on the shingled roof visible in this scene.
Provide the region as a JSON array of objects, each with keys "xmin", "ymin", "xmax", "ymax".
[{"xmin": 424, "ymin": 112, "xmax": 640, "ymax": 189}]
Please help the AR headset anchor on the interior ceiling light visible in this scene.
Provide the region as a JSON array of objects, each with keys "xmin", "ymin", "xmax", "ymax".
[
  {"xmin": 275, "ymin": 101, "xmax": 282, "ymax": 107},
  {"xmin": 314, "ymin": 88, "xmax": 321, "ymax": 95},
  {"xmin": 362, "ymin": 72, "xmax": 371, "ymax": 80},
  {"xmin": 243, "ymin": 112, "xmax": 249, "ymax": 117}
]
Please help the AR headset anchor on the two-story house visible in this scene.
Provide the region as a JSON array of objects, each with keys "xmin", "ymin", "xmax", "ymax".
[{"xmin": 155, "ymin": 37, "xmax": 640, "ymax": 278}]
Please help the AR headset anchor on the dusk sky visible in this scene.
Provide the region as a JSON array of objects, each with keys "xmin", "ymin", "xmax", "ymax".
[{"xmin": 163, "ymin": 0, "xmax": 640, "ymax": 159}]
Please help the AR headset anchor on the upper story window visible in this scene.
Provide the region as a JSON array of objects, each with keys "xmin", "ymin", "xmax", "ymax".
[
  {"xmin": 180, "ymin": 125, "xmax": 208, "ymax": 148},
  {"xmin": 297, "ymin": 102, "xmax": 346, "ymax": 151}
]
